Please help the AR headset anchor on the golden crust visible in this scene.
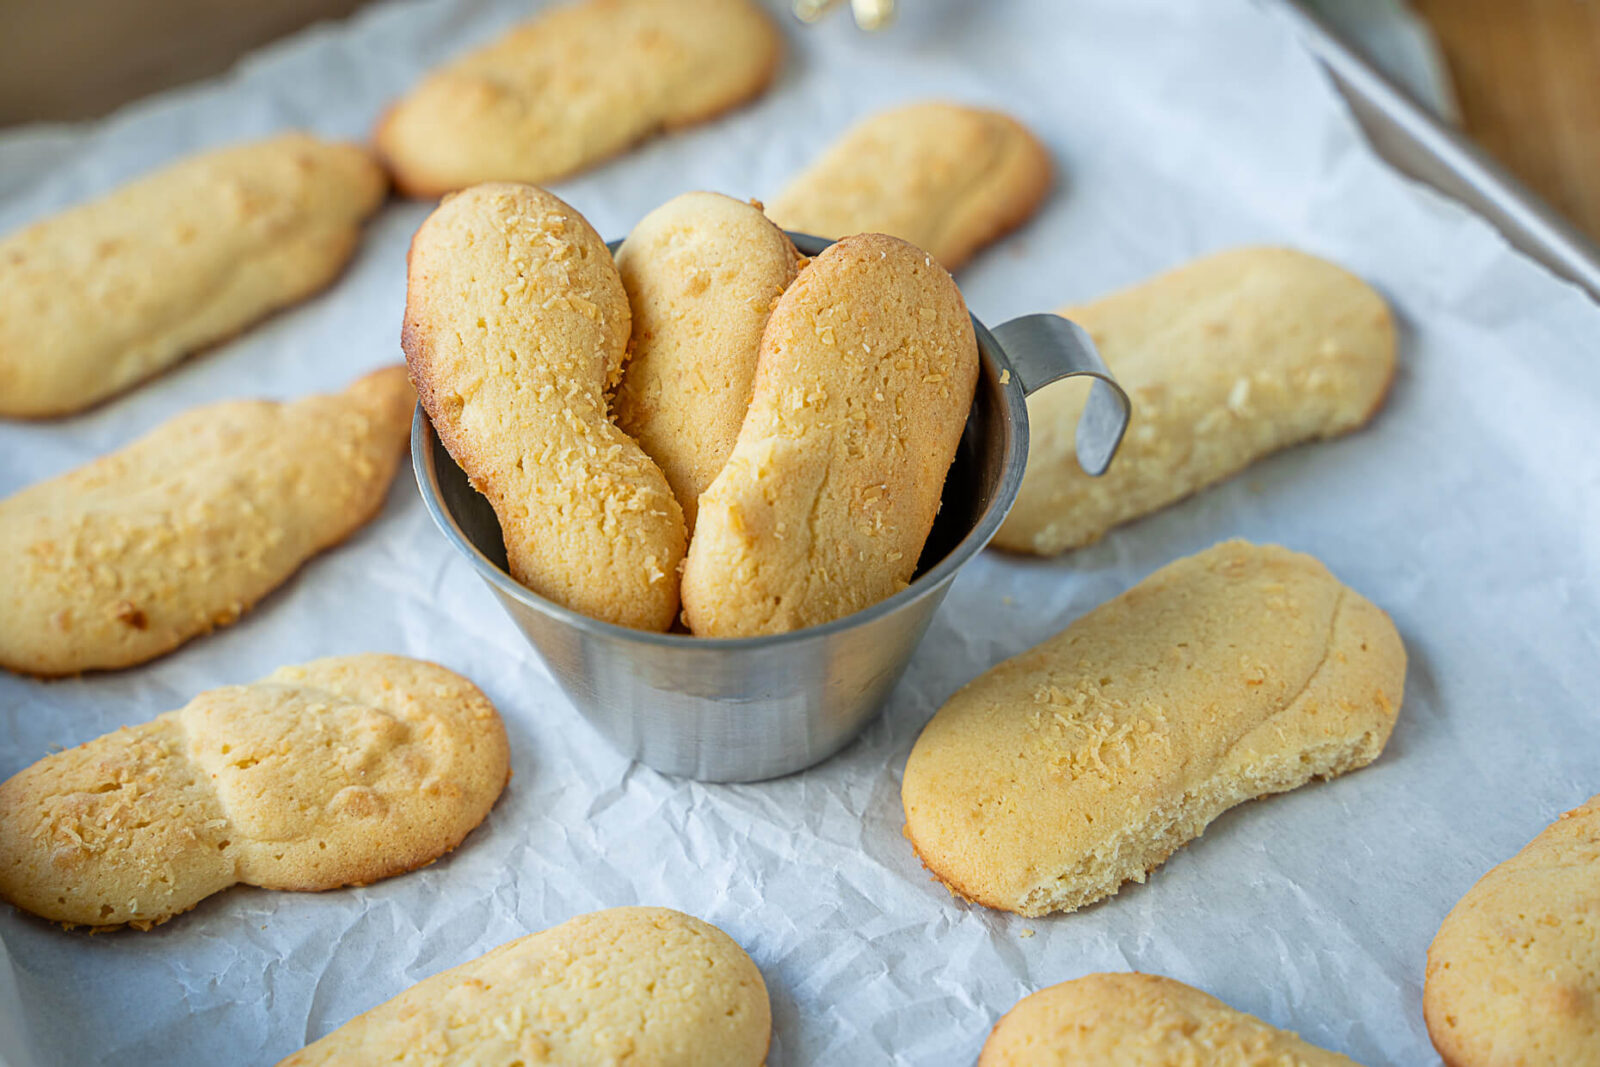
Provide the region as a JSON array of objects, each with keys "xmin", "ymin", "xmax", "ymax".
[
  {"xmin": 0, "ymin": 133, "xmax": 386, "ymax": 417},
  {"xmin": 279, "ymin": 907, "xmax": 769, "ymax": 1066},
  {"xmin": 0, "ymin": 367, "xmax": 415, "ymax": 676},
  {"xmin": 1424, "ymin": 794, "xmax": 1600, "ymax": 1067},
  {"xmin": 980, "ymin": 973, "xmax": 1363, "ymax": 1065},
  {"xmin": 769, "ymin": 102, "xmax": 1052, "ymax": 270},
  {"xmin": 612, "ymin": 192, "xmax": 802, "ymax": 534},
  {"xmin": 0, "ymin": 654, "xmax": 510, "ymax": 929},
  {"xmin": 376, "ymin": 0, "xmax": 782, "ymax": 197},
  {"xmin": 996, "ymin": 247, "xmax": 1396, "ymax": 556},
  {"xmin": 902, "ymin": 540, "xmax": 1406, "ymax": 917},
  {"xmin": 404, "ymin": 183, "xmax": 685, "ymax": 631},
  {"xmin": 680, "ymin": 233, "xmax": 978, "ymax": 637}
]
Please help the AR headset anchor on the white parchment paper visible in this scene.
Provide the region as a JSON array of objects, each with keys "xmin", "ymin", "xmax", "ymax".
[{"xmin": 2, "ymin": 1, "xmax": 1598, "ymax": 1063}]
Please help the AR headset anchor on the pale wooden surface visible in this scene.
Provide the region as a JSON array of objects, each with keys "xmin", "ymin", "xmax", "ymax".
[{"xmin": 0, "ymin": 1, "xmax": 1595, "ymax": 238}]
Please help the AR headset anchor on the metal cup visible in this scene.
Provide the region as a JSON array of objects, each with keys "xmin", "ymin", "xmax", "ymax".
[{"xmin": 412, "ymin": 234, "xmax": 1130, "ymax": 782}]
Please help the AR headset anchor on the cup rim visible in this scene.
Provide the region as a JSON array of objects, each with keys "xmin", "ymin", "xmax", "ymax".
[{"xmin": 410, "ymin": 232, "xmax": 1031, "ymax": 651}]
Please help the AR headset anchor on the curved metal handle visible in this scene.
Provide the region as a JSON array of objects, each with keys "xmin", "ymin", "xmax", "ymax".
[{"xmin": 992, "ymin": 313, "xmax": 1131, "ymax": 477}]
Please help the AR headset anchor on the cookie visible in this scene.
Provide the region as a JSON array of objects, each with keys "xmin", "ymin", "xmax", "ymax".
[
  {"xmin": 0, "ymin": 654, "xmax": 509, "ymax": 929},
  {"xmin": 1424, "ymin": 793, "xmax": 1600, "ymax": 1067},
  {"xmin": 980, "ymin": 973, "xmax": 1363, "ymax": 1066},
  {"xmin": 768, "ymin": 102, "xmax": 1051, "ymax": 270},
  {"xmin": 0, "ymin": 133, "xmax": 386, "ymax": 418},
  {"xmin": 996, "ymin": 247, "xmax": 1395, "ymax": 555},
  {"xmin": 902, "ymin": 540, "xmax": 1405, "ymax": 917},
  {"xmin": 612, "ymin": 191, "xmax": 802, "ymax": 533},
  {"xmin": 404, "ymin": 183, "xmax": 685, "ymax": 631},
  {"xmin": 680, "ymin": 233, "xmax": 978, "ymax": 637},
  {"xmin": 279, "ymin": 906, "xmax": 770, "ymax": 1066},
  {"xmin": 0, "ymin": 367, "xmax": 414, "ymax": 676},
  {"xmin": 376, "ymin": 0, "xmax": 781, "ymax": 197}
]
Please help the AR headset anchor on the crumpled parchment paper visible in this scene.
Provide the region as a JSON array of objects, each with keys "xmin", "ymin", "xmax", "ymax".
[{"xmin": 2, "ymin": 1, "xmax": 1597, "ymax": 1063}]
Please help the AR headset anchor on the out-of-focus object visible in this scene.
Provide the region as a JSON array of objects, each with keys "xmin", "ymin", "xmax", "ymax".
[
  {"xmin": 793, "ymin": 0, "xmax": 894, "ymax": 31},
  {"xmin": 770, "ymin": 102, "xmax": 1052, "ymax": 270},
  {"xmin": 1273, "ymin": 0, "xmax": 1600, "ymax": 299},
  {"xmin": 0, "ymin": 0, "xmax": 368, "ymax": 125},
  {"xmin": 0, "ymin": 134, "xmax": 386, "ymax": 417},
  {"xmin": 375, "ymin": 0, "xmax": 781, "ymax": 197},
  {"xmin": 1301, "ymin": 0, "xmax": 1457, "ymax": 119},
  {"xmin": 1410, "ymin": 0, "xmax": 1600, "ymax": 243}
]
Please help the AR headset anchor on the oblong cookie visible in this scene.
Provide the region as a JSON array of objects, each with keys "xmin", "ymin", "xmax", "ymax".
[
  {"xmin": 0, "ymin": 654, "xmax": 509, "ymax": 929},
  {"xmin": 769, "ymin": 102, "xmax": 1051, "ymax": 271},
  {"xmin": 997, "ymin": 247, "xmax": 1396, "ymax": 555},
  {"xmin": 612, "ymin": 191, "xmax": 802, "ymax": 533},
  {"xmin": 405, "ymin": 183, "xmax": 686, "ymax": 631},
  {"xmin": 902, "ymin": 540, "xmax": 1405, "ymax": 917},
  {"xmin": 681, "ymin": 233, "xmax": 979, "ymax": 637},
  {"xmin": 980, "ymin": 973, "xmax": 1363, "ymax": 1066},
  {"xmin": 1424, "ymin": 794, "xmax": 1600, "ymax": 1067},
  {"xmin": 0, "ymin": 367, "xmax": 415, "ymax": 676},
  {"xmin": 0, "ymin": 133, "xmax": 386, "ymax": 417},
  {"xmin": 279, "ymin": 906, "xmax": 770, "ymax": 1066},
  {"xmin": 376, "ymin": 0, "xmax": 781, "ymax": 197}
]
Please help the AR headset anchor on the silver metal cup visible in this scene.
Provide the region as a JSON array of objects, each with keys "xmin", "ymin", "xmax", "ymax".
[{"xmin": 412, "ymin": 234, "xmax": 1130, "ymax": 782}]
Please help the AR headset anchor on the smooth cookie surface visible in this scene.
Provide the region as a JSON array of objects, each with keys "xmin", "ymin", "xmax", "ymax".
[
  {"xmin": 769, "ymin": 102, "xmax": 1051, "ymax": 270},
  {"xmin": 377, "ymin": 0, "xmax": 781, "ymax": 196},
  {"xmin": 997, "ymin": 247, "xmax": 1395, "ymax": 555},
  {"xmin": 902, "ymin": 540, "xmax": 1405, "ymax": 917},
  {"xmin": 1424, "ymin": 794, "xmax": 1600, "ymax": 1067},
  {"xmin": 0, "ymin": 133, "xmax": 385, "ymax": 417},
  {"xmin": 0, "ymin": 654, "xmax": 509, "ymax": 929},
  {"xmin": 0, "ymin": 367, "xmax": 415, "ymax": 676},
  {"xmin": 681, "ymin": 233, "xmax": 978, "ymax": 637},
  {"xmin": 613, "ymin": 191, "xmax": 802, "ymax": 533},
  {"xmin": 280, "ymin": 906, "xmax": 770, "ymax": 1066},
  {"xmin": 980, "ymin": 973, "xmax": 1363, "ymax": 1066},
  {"xmin": 405, "ymin": 183, "xmax": 685, "ymax": 631}
]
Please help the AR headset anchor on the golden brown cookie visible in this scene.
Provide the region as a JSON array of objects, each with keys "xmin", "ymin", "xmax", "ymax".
[
  {"xmin": 0, "ymin": 654, "xmax": 509, "ymax": 929},
  {"xmin": 404, "ymin": 183, "xmax": 686, "ymax": 631},
  {"xmin": 612, "ymin": 191, "xmax": 802, "ymax": 533},
  {"xmin": 769, "ymin": 102, "xmax": 1051, "ymax": 270},
  {"xmin": 680, "ymin": 233, "xmax": 978, "ymax": 637},
  {"xmin": 902, "ymin": 540, "xmax": 1406, "ymax": 917},
  {"xmin": 376, "ymin": 0, "xmax": 782, "ymax": 197},
  {"xmin": 1424, "ymin": 794, "xmax": 1600, "ymax": 1067},
  {"xmin": 996, "ymin": 247, "xmax": 1395, "ymax": 555},
  {"xmin": 279, "ymin": 907, "xmax": 769, "ymax": 1066},
  {"xmin": 0, "ymin": 367, "xmax": 415, "ymax": 676},
  {"xmin": 980, "ymin": 973, "xmax": 1363, "ymax": 1066},
  {"xmin": 0, "ymin": 133, "xmax": 386, "ymax": 417}
]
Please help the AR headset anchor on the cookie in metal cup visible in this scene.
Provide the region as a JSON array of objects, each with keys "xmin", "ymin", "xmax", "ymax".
[{"xmin": 412, "ymin": 233, "xmax": 1129, "ymax": 782}]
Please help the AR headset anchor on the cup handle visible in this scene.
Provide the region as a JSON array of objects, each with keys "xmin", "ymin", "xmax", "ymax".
[{"xmin": 991, "ymin": 313, "xmax": 1131, "ymax": 476}]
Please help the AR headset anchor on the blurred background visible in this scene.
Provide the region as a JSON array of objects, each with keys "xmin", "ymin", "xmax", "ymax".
[{"xmin": 0, "ymin": 0, "xmax": 1595, "ymax": 239}]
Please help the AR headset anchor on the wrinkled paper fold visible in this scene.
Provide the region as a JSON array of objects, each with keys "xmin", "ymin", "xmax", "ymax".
[{"xmin": 2, "ymin": 1, "xmax": 1597, "ymax": 1063}]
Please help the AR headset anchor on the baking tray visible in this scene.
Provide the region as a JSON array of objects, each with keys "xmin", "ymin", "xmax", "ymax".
[{"xmin": 1270, "ymin": 0, "xmax": 1600, "ymax": 303}]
